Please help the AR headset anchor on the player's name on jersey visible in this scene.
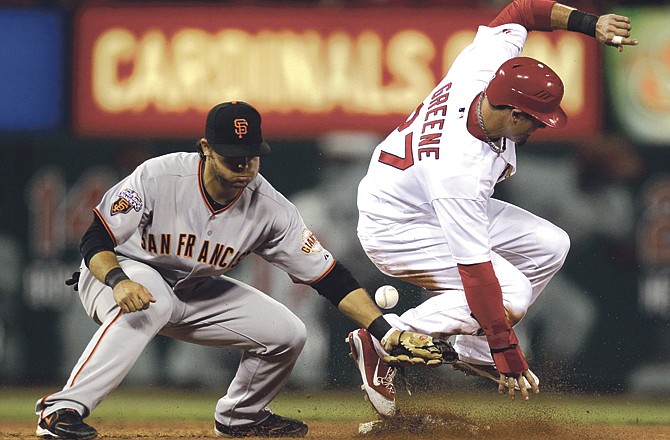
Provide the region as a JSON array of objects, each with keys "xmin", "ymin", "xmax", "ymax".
[{"xmin": 141, "ymin": 231, "xmax": 250, "ymax": 269}]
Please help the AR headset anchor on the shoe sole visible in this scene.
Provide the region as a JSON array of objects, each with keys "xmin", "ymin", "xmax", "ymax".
[
  {"xmin": 214, "ymin": 427, "xmax": 308, "ymax": 438},
  {"xmin": 214, "ymin": 421, "xmax": 308, "ymax": 438},
  {"xmin": 453, "ymin": 360, "xmax": 539, "ymax": 390},
  {"xmin": 36, "ymin": 426, "xmax": 97, "ymax": 440},
  {"xmin": 214, "ymin": 427, "xmax": 233, "ymax": 438}
]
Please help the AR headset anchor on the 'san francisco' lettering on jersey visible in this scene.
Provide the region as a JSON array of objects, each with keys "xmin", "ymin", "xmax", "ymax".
[
  {"xmin": 139, "ymin": 230, "xmax": 255, "ymax": 269},
  {"xmin": 139, "ymin": 225, "xmax": 326, "ymax": 270}
]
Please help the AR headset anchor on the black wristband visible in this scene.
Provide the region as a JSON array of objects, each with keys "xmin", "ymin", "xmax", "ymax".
[
  {"xmin": 311, "ymin": 261, "xmax": 361, "ymax": 306},
  {"xmin": 567, "ymin": 10, "xmax": 598, "ymax": 37},
  {"xmin": 367, "ymin": 315, "xmax": 393, "ymax": 341},
  {"xmin": 104, "ymin": 267, "xmax": 130, "ymax": 289}
]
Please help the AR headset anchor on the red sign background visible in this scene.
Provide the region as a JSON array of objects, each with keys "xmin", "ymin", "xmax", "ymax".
[{"xmin": 73, "ymin": 5, "xmax": 602, "ymax": 140}]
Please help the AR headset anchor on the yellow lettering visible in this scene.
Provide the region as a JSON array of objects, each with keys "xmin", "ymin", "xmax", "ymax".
[
  {"xmin": 93, "ymin": 28, "xmax": 137, "ymax": 112},
  {"xmin": 91, "ymin": 26, "xmax": 585, "ymax": 118},
  {"xmin": 386, "ymin": 30, "xmax": 435, "ymax": 112},
  {"xmin": 323, "ymin": 32, "xmax": 356, "ymax": 110}
]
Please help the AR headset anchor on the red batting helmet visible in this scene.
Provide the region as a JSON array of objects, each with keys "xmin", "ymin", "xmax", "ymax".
[{"xmin": 485, "ymin": 56, "xmax": 567, "ymax": 128}]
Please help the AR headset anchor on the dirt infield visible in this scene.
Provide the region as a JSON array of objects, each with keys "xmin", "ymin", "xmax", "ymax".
[
  {"xmin": 3, "ymin": 419, "xmax": 669, "ymax": 439},
  {"xmin": 4, "ymin": 387, "xmax": 669, "ymax": 439},
  {"xmin": 4, "ymin": 416, "xmax": 669, "ymax": 439}
]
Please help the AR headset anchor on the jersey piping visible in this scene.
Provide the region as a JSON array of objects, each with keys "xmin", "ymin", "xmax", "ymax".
[
  {"xmin": 305, "ymin": 258, "xmax": 337, "ymax": 285},
  {"xmin": 93, "ymin": 208, "xmax": 119, "ymax": 248},
  {"xmin": 197, "ymin": 159, "xmax": 244, "ymax": 214}
]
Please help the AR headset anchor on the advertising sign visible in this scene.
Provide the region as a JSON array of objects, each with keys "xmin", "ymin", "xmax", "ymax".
[{"xmin": 73, "ymin": 5, "xmax": 602, "ymax": 139}]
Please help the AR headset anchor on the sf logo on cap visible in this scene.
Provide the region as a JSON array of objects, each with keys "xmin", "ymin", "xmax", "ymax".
[{"xmin": 234, "ymin": 118, "xmax": 248, "ymax": 139}]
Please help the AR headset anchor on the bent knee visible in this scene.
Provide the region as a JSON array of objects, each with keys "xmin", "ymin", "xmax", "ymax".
[
  {"xmin": 504, "ymin": 278, "xmax": 532, "ymax": 326},
  {"xmin": 119, "ymin": 298, "xmax": 173, "ymax": 331},
  {"xmin": 144, "ymin": 297, "xmax": 173, "ymax": 321},
  {"xmin": 506, "ymin": 302, "xmax": 530, "ymax": 326},
  {"xmin": 268, "ymin": 316, "xmax": 307, "ymax": 357},
  {"xmin": 538, "ymin": 224, "xmax": 570, "ymax": 265},
  {"xmin": 285, "ymin": 318, "xmax": 307, "ymax": 351}
]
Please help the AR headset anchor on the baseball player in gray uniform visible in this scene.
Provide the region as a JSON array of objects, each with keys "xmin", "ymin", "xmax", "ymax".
[
  {"xmin": 34, "ymin": 101, "xmax": 449, "ymax": 439},
  {"xmin": 348, "ymin": 0, "xmax": 638, "ymax": 416}
]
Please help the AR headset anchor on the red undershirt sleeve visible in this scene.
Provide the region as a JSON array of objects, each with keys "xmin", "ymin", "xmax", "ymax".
[
  {"xmin": 457, "ymin": 261, "xmax": 528, "ymax": 375},
  {"xmin": 457, "ymin": 261, "xmax": 507, "ymax": 331},
  {"xmin": 488, "ymin": 0, "xmax": 555, "ymax": 32}
]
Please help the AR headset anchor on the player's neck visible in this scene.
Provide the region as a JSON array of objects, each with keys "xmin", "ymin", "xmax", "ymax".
[
  {"xmin": 205, "ymin": 182, "xmax": 240, "ymax": 207},
  {"xmin": 201, "ymin": 161, "xmax": 242, "ymax": 206},
  {"xmin": 467, "ymin": 93, "xmax": 504, "ymax": 142}
]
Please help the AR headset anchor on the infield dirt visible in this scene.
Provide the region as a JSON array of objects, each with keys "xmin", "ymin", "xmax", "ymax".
[
  {"xmin": 4, "ymin": 386, "xmax": 670, "ymax": 439},
  {"xmin": 3, "ymin": 414, "xmax": 670, "ymax": 439}
]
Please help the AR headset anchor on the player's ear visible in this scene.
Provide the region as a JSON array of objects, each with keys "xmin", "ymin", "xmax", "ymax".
[
  {"xmin": 200, "ymin": 138, "xmax": 211, "ymax": 156},
  {"xmin": 510, "ymin": 108, "xmax": 524, "ymax": 123}
]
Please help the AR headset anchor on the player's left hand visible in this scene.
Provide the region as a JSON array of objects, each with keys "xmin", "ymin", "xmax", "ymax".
[
  {"xmin": 498, "ymin": 369, "xmax": 540, "ymax": 401},
  {"xmin": 595, "ymin": 14, "xmax": 639, "ymax": 52}
]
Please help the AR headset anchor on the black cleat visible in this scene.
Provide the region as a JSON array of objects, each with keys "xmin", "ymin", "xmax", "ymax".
[
  {"xmin": 215, "ymin": 413, "xmax": 308, "ymax": 438},
  {"xmin": 36, "ymin": 408, "xmax": 98, "ymax": 439}
]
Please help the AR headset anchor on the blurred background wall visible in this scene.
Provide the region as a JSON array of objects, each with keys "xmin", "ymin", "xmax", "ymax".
[{"xmin": 1, "ymin": 0, "xmax": 669, "ymax": 396}]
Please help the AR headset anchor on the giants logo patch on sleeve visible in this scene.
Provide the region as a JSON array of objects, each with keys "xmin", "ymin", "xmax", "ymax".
[
  {"xmin": 111, "ymin": 188, "xmax": 143, "ymax": 216},
  {"xmin": 300, "ymin": 227, "xmax": 324, "ymax": 254}
]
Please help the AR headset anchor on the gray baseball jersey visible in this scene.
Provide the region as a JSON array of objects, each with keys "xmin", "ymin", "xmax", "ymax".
[{"xmin": 101, "ymin": 151, "xmax": 334, "ymax": 287}]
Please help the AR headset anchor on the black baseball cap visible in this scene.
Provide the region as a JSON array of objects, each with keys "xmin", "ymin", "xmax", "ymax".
[{"xmin": 205, "ymin": 101, "xmax": 271, "ymax": 157}]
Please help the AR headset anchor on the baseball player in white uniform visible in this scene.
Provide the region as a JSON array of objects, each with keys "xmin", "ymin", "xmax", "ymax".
[
  {"xmin": 34, "ymin": 101, "xmax": 449, "ymax": 439},
  {"xmin": 348, "ymin": 0, "xmax": 638, "ymax": 415}
]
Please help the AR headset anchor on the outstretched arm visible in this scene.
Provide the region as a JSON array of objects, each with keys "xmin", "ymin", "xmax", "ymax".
[
  {"xmin": 312, "ymin": 262, "xmax": 445, "ymax": 366},
  {"xmin": 489, "ymin": 0, "xmax": 639, "ymax": 52},
  {"xmin": 551, "ymin": 3, "xmax": 639, "ymax": 52}
]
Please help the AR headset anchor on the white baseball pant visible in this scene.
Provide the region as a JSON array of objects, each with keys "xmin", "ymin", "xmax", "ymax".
[{"xmin": 358, "ymin": 198, "xmax": 570, "ymax": 364}]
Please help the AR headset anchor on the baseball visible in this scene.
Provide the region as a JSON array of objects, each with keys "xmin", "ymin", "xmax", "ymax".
[{"xmin": 375, "ymin": 285, "xmax": 399, "ymax": 309}]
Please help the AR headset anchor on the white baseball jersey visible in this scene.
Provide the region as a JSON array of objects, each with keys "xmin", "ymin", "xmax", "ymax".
[
  {"xmin": 357, "ymin": 24, "xmax": 570, "ymax": 366},
  {"xmin": 96, "ymin": 152, "xmax": 334, "ymax": 289},
  {"xmin": 358, "ymin": 24, "xmax": 527, "ymax": 266}
]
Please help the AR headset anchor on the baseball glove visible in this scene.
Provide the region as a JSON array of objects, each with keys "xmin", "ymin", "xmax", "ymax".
[{"xmin": 381, "ymin": 330, "xmax": 457, "ymax": 367}]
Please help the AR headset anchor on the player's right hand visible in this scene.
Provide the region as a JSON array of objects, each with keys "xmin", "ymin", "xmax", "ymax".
[
  {"xmin": 498, "ymin": 368, "xmax": 540, "ymax": 401},
  {"xmin": 491, "ymin": 345, "xmax": 540, "ymax": 400},
  {"xmin": 113, "ymin": 280, "xmax": 156, "ymax": 313},
  {"xmin": 595, "ymin": 14, "xmax": 639, "ymax": 52}
]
